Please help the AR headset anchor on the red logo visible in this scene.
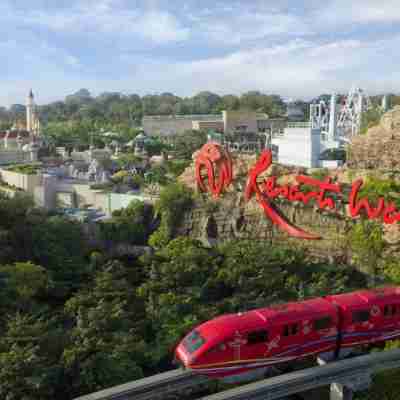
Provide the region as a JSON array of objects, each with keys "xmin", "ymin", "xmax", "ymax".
[
  {"xmin": 245, "ymin": 151, "xmax": 321, "ymax": 239},
  {"xmin": 245, "ymin": 150, "xmax": 400, "ymax": 239},
  {"xmin": 194, "ymin": 147, "xmax": 400, "ymax": 240},
  {"xmin": 195, "ymin": 143, "xmax": 233, "ymax": 198}
]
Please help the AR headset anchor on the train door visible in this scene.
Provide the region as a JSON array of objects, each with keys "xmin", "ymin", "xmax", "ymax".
[
  {"xmin": 310, "ymin": 314, "xmax": 338, "ymax": 359},
  {"xmin": 279, "ymin": 321, "xmax": 303, "ymax": 359},
  {"xmin": 381, "ymin": 303, "xmax": 400, "ymax": 337},
  {"xmin": 347, "ymin": 307, "xmax": 373, "ymax": 347}
]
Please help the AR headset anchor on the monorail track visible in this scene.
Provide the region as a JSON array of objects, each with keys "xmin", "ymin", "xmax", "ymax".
[
  {"xmin": 74, "ymin": 368, "xmax": 210, "ymax": 400},
  {"xmin": 74, "ymin": 349, "xmax": 400, "ymax": 400}
]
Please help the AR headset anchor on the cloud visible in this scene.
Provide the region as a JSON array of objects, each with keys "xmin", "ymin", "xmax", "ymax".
[
  {"xmin": 126, "ymin": 35, "xmax": 400, "ymax": 99},
  {"xmin": 132, "ymin": 11, "xmax": 190, "ymax": 43},
  {"xmin": 315, "ymin": 0, "xmax": 400, "ymax": 26},
  {"xmin": 189, "ymin": 5, "xmax": 312, "ymax": 46},
  {"xmin": 2, "ymin": 0, "xmax": 190, "ymax": 44},
  {"xmin": 1, "ymin": 1, "xmax": 400, "ymax": 106}
]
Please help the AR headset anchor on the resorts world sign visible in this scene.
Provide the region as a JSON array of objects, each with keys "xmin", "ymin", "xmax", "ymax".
[{"xmin": 195, "ymin": 143, "xmax": 400, "ymax": 240}]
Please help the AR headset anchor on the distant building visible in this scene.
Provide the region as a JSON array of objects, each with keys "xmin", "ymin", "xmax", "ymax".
[
  {"xmin": 142, "ymin": 114, "xmax": 222, "ymax": 137},
  {"xmin": 192, "ymin": 119, "xmax": 224, "ymax": 132},
  {"xmin": 26, "ymin": 90, "xmax": 41, "ymax": 136},
  {"xmin": 142, "ymin": 110, "xmax": 283, "ymax": 137},
  {"xmin": 271, "ymin": 120, "xmax": 343, "ymax": 169},
  {"xmin": 142, "ymin": 110, "xmax": 295, "ymax": 155},
  {"xmin": 0, "ymin": 129, "xmax": 30, "ymax": 150},
  {"xmin": 225, "ymin": 131, "xmax": 264, "ymax": 153},
  {"xmin": 286, "ymin": 102, "xmax": 305, "ymax": 121}
]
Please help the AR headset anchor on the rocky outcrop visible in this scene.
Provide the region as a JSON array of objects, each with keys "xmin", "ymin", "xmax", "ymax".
[
  {"xmin": 178, "ymin": 153, "xmax": 352, "ymax": 261},
  {"xmin": 347, "ymin": 106, "xmax": 400, "ymax": 170}
]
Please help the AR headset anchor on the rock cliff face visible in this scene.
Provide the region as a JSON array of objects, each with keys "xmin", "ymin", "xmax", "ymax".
[
  {"xmin": 178, "ymin": 152, "xmax": 352, "ymax": 261},
  {"xmin": 347, "ymin": 106, "xmax": 400, "ymax": 170}
]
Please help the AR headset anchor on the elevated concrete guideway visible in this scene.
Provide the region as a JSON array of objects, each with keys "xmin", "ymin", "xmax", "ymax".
[
  {"xmin": 199, "ymin": 349, "xmax": 400, "ymax": 400},
  {"xmin": 73, "ymin": 349, "xmax": 400, "ymax": 400},
  {"xmin": 73, "ymin": 368, "xmax": 209, "ymax": 400}
]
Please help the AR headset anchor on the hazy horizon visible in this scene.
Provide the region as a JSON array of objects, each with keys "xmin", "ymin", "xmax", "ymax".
[{"xmin": 2, "ymin": 0, "xmax": 400, "ymax": 107}]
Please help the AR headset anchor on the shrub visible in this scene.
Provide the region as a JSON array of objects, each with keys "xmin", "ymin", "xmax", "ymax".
[{"xmin": 149, "ymin": 183, "xmax": 193, "ymax": 248}]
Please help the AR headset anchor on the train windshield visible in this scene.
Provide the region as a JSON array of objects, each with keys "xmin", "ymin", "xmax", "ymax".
[{"xmin": 183, "ymin": 330, "xmax": 205, "ymax": 354}]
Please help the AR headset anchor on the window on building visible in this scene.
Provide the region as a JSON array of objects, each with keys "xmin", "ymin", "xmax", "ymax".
[
  {"xmin": 283, "ymin": 323, "xmax": 299, "ymax": 337},
  {"xmin": 314, "ymin": 316, "xmax": 332, "ymax": 331},
  {"xmin": 352, "ymin": 310, "xmax": 370, "ymax": 323},
  {"xmin": 247, "ymin": 330, "xmax": 268, "ymax": 345}
]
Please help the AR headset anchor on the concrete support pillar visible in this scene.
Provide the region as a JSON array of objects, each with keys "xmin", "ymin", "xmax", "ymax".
[
  {"xmin": 328, "ymin": 93, "xmax": 337, "ymax": 141},
  {"xmin": 330, "ymin": 383, "xmax": 353, "ymax": 400}
]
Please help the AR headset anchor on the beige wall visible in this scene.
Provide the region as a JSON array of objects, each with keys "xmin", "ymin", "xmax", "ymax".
[
  {"xmin": 192, "ymin": 120, "xmax": 224, "ymax": 132},
  {"xmin": 222, "ymin": 110, "xmax": 259, "ymax": 133},
  {"xmin": 143, "ymin": 115, "xmax": 222, "ymax": 137},
  {"xmin": 0, "ymin": 169, "xmax": 42, "ymax": 194}
]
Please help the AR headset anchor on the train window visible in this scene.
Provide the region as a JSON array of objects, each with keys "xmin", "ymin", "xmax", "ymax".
[
  {"xmin": 283, "ymin": 323, "xmax": 299, "ymax": 337},
  {"xmin": 183, "ymin": 330, "xmax": 205, "ymax": 354},
  {"xmin": 352, "ymin": 310, "xmax": 370, "ymax": 323},
  {"xmin": 384, "ymin": 305, "xmax": 398, "ymax": 317},
  {"xmin": 283, "ymin": 325, "xmax": 289, "ymax": 337},
  {"xmin": 247, "ymin": 330, "xmax": 268, "ymax": 345},
  {"xmin": 384, "ymin": 305, "xmax": 390, "ymax": 317},
  {"xmin": 207, "ymin": 343, "xmax": 226, "ymax": 354},
  {"xmin": 314, "ymin": 316, "xmax": 332, "ymax": 330}
]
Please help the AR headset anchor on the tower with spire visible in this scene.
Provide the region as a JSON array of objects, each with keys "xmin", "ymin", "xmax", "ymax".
[
  {"xmin": 26, "ymin": 89, "xmax": 41, "ymax": 137},
  {"xmin": 26, "ymin": 89, "xmax": 34, "ymax": 133}
]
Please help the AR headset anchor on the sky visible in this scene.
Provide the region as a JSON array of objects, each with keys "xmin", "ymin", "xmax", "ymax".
[{"xmin": 2, "ymin": 0, "xmax": 400, "ymax": 106}]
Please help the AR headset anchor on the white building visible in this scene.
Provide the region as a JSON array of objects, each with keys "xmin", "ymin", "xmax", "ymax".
[{"xmin": 272, "ymin": 123, "xmax": 321, "ymax": 168}]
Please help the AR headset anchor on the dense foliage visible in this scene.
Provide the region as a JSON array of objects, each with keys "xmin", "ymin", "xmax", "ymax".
[
  {"xmin": 1, "ymin": 89, "xmax": 287, "ymax": 146},
  {"xmin": 0, "ymin": 181, "xmax": 398, "ymax": 399}
]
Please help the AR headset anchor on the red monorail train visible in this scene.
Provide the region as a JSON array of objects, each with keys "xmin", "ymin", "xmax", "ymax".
[{"xmin": 175, "ymin": 287, "xmax": 400, "ymax": 381}]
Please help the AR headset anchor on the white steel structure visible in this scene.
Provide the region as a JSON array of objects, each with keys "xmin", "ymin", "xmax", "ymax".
[
  {"xmin": 272, "ymin": 87, "xmax": 381, "ymax": 169},
  {"xmin": 337, "ymin": 87, "xmax": 371, "ymax": 139}
]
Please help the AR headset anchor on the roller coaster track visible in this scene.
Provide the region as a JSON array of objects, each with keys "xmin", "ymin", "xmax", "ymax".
[{"xmin": 74, "ymin": 349, "xmax": 400, "ymax": 400}]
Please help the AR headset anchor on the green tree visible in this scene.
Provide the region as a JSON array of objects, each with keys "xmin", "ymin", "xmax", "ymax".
[
  {"xmin": 348, "ymin": 221, "xmax": 385, "ymax": 286},
  {"xmin": 63, "ymin": 268, "xmax": 144, "ymax": 396},
  {"xmin": 0, "ymin": 262, "xmax": 48, "ymax": 313},
  {"xmin": 360, "ymin": 106, "xmax": 383, "ymax": 134},
  {"xmin": 148, "ymin": 183, "xmax": 193, "ymax": 249},
  {"xmin": 30, "ymin": 216, "xmax": 88, "ymax": 296},
  {"xmin": 0, "ymin": 314, "xmax": 60, "ymax": 400},
  {"xmin": 171, "ymin": 129, "xmax": 207, "ymax": 159}
]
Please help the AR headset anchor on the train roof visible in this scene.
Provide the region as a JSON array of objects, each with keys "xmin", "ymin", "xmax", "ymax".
[
  {"xmin": 326, "ymin": 287, "xmax": 400, "ymax": 309},
  {"xmin": 255, "ymin": 297, "xmax": 335, "ymax": 324},
  {"xmin": 199, "ymin": 298, "xmax": 336, "ymax": 340},
  {"xmin": 198, "ymin": 312, "xmax": 263, "ymax": 338},
  {"xmin": 197, "ymin": 287, "xmax": 400, "ymax": 342}
]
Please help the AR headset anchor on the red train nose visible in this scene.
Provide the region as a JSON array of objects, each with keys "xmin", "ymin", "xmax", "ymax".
[{"xmin": 175, "ymin": 344, "xmax": 191, "ymax": 367}]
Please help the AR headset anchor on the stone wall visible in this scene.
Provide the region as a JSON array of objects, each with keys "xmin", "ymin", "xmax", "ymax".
[{"xmin": 347, "ymin": 106, "xmax": 400, "ymax": 170}]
